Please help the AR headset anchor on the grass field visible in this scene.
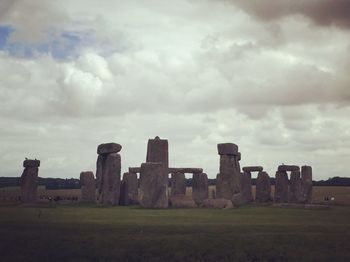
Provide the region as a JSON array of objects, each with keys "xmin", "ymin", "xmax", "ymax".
[{"xmin": 1, "ymin": 204, "xmax": 350, "ymax": 261}]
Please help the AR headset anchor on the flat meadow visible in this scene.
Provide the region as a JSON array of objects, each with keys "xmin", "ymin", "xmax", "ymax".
[{"xmin": 0, "ymin": 186, "xmax": 350, "ymax": 261}]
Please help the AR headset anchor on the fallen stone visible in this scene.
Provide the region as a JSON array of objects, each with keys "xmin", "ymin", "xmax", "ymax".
[
  {"xmin": 169, "ymin": 195, "xmax": 197, "ymax": 208},
  {"xmin": 256, "ymin": 171, "xmax": 272, "ymax": 203},
  {"xmin": 242, "ymin": 166, "xmax": 263, "ymax": 172},
  {"xmin": 171, "ymin": 172, "xmax": 186, "ymax": 196},
  {"xmin": 97, "ymin": 143, "xmax": 122, "ymax": 155},
  {"xmin": 80, "ymin": 171, "xmax": 96, "ymax": 202},
  {"xmin": 201, "ymin": 198, "xmax": 234, "ymax": 209},
  {"xmin": 139, "ymin": 162, "xmax": 168, "ymax": 208},
  {"xmin": 274, "ymin": 171, "xmax": 289, "ymax": 203},
  {"xmin": 23, "ymin": 159, "xmax": 40, "ymax": 168},
  {"xmin": 192, "ymin": 173, "xmax": 208, "ymax": 205},
  {"xmin": 217, "ymin": 143, "xmax": 239, "ymax": 155},
  {"xmin": 278, "ymin": 165, "xmax": 300, "ymax": 172}
]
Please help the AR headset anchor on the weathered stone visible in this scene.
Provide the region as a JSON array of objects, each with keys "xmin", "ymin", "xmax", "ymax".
[
  {"xmin": 237, "ymin": 152, "xmax": 241, "ymax": 161},
  {"xmin": 232, "ymin": 193, "xmax": 244, "ymax": 206},
  {"xmin": 169, "ymin": 195, "xmax": 197, "ymax": 208},
  {"xmin": 217, "ymin": 143, "xmax": 239, "ymax": 155},
  {"xmin": 146, "ymin": 136, "xmax": 169, "ymax": 175},
  {"xmin": 99, "ymin": 153, "xmax": 121, "ymax": 205},
  {"xmin": 21, "ymin": 164, "xmax": 39, "ymax": 203},
  {"xmin": 80, "ymin": 171, "xmax": 96, "ymax": 202},
  {"xmin": 23, "ymin": 159, "xmax": 40, "ymax": 168},
  {"xmin": 278, "ymin": 165, "xmax": 300, "ymax": 172},
  {"xmin": 256, "ymin": 171, "xmax": 272, "ymax": 203},
  {"xmin": 97, "ymin": 143, "xmax": 122, "ymax": 155},
  {"xmin": 139, "ymin": 162, "xmax": 168, "ymax": 208},
  {"xmin": 96, "ymin": 154, "xmax": 104, "ymax": 199},
  {"xmin": 201, "ymin": 199, "xmax": 234, "ymax": 209},
  {"xmin": 170, "ymin": 172, "xmax": 186, "ymax": 196},
  {"xmin": 289, "ymin": 170, "xmax": 302, "ymax": 203},
  {"xmin": 301, "ymin": 165, "xmax": 313, "ymax": 203},
  {"xmin": 242, "ymin": 166, "xmax": 263, "ymax": 173},
  {"xmin": 216, "ymin": 154, "xmax": 240, "ymax": 199},
  {"xmin": 240, "ymin": 172, "xmax": 253, "ymax": 204},
  {"xmin": 192, "ymin": 173, "xmax": 208, "ymax": 205},
  {"xmin": 274, "ymin": 171, "xmax": 289, "ymax": 203},
  {"xmin": 168, "ymin": 168, "xmax": 203, "ymax": 174},
  {"xmin": 119, "ymin": 172, "xmax": 138, "ymax": 206}
]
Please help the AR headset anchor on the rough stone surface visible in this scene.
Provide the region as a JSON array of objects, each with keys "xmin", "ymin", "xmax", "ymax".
[
  {"xmin": 23, "ymin": 159, "xmax": 40, "ymax": 168},
  {"xmin": 139, "ymin": 162, "xmax": 168, "ymax": 208},
  {"xmin": 301, "ymin": 165, "xmax": 313, "ymax": 203},
  {"xmin": 278, "ymin": 165, "xmax": 300, "ymax": 172},
  {"xmin": 80, "ymin": 171, "xmax": 96, "ymax": 202},
  {"xmin": 170, "ymin": 172, "xmax": 186, "ymax": 196},
  {"xmin": 231, "ymin": 193, "xmax": 244, "ymax": 206},
  {"xmin": 119, "ymin": 172, "xmax": 138, "ymax": 205},
  {"xmin": 240, "ymin": 172, "xmax": 253, "ymax": 204},
  {"xmin": 256, "ymin": 171, "xmax": 272, "ymax": 203},
  {"xmin": 146, "ymin": 136, "xmax": 169, "ymax": 174},
  {"xmin": 192, "ymin": 173, "xmax": 208, "ymax": 205},
  {"xmin": 169, "ymin": 195, "xmax": 197, "ymax": 208},
  {"xmin": 217, "ymin": 143, "xmax": 239, "ymax": 155},
  {"xmin": 169, "ymin": 168, "xmax": 203, "ymax": 174},
  {"xmin": 96, "ymin": 154, "xmax": 104, "ymax": 198},
  {"xmin": 201, "ymin": 199, "xmax": 234, "ymax": 209},
  {"xmin": 21, "ymin": 165, "xmax": 39, "ymax": 203},
  {"xmin": 216, "ymin": 154, "xmax": 240, "ymax": 200},
  {"xmin": 98, "ymin": 153, "xmax": 121, "ymax": 205},
  {"xmin": 289, "ymin": 170, "xmax": 302, "ymax": 203},
  {"xmin": 275, "ymin": 171, "xmax": 289, "ymax": 203},
  {"xmin": 97, "ymin": 143, "xmax": 122, "ymax": 155},
  {"xmin": 242, "ymin": 166, "xmax": 263, "ymax": 172}
]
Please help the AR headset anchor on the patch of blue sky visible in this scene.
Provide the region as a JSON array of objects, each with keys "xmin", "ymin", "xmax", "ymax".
[{"xmin": 0, "ymin": 25, "xmax": 100, "ymax": 60}]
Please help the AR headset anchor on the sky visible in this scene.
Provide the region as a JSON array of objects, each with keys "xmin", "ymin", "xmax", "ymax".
[{"xmin": 0, "ymin": 0, "xmax": 349, "ymax": 180}]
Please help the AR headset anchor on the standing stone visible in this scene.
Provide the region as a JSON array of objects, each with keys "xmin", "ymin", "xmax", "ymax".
[
  {"xmin": 21, "ymin": 159, "xmax": 40, "ymax": 203},
  {"xmin": 192, "ymin": 173, "xmax": 208, "ymax": 205},
  {"xmin": 216, "ymin": 152, "xmax": 240, "ymax": 200},
  {"xmin": 256, "ymin": 171, "xmax": 272, "ymax": 203},
  {"xmin": 289, "ymin": 170, "xmax": 302, "ymax": 203},
  {"xmin": 301, "ymin": 166, "xmax": 313, "ymax": 203},
  {"xmin": 99, "ymin": 153, "xmax": 121, "ymax": 205},
  {"xmin": 171, "ymin": 172, "xmax": 186, "ymax": 196},
  {"xmin": 275, "ymin": 171, "xmax": 289, "ymax": 203},
  {"xmin": 146, "ymin": 136, "xmax": 169, "ymax": 174},
  {"xmin": 240, "ymin": 172, "xmax": 253, "ymax": 204},
  {"xmin": 120, "ymin": 172, "xmax": 138, "ymax": 205},
  {"xmin": 80, "ymin": 171, "xmax": 96, "ymax": 202},
  {"xmin": 139, "ymin": 162, "xmax": 168, "ymax": 208}
]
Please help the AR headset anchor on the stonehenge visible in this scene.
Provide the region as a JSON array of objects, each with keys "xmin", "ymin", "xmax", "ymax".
[
  {"xmin": 80, "ymin": 171, "xmax": 96, "ymax": 202},
  {"xmin": 192, "ymin": 172, "xmax": 209, "ymax": 205},
  {"xmin": 216, "ymin": 143, "xmax": 241, "ymax": 200},
  {"xmin": 21, "ymin": 159, "xmax": 40, "ymax": 203},
  {"xmin": 96, "ymin": 143, "xmax": 122, "ymax": 205}
]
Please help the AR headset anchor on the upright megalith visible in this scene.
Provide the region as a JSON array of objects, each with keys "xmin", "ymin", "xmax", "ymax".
[
  {"xmin": 275, "ymin": 171, "xmax": 289, "ymax": 203},
  {"xmin": 240, "ymin": 172, "xmax": 253, "ymax": 204},
  {"xmin": 146, "ymin": 136, "xmax": 169, "ymax": 174},
  {"xmin": 256, "ymin": 171, "xmax": 272, "ymax": 203},
  {"xmin": 120, "ymin": 172, "xmax": 138, "ymax": 206},
  {"xmin": 21, "ymin": 159, "xmax": 40, "ymax": 203},
  {"xmin": 289, "ymin": 170, "xmax": 302, "ymax": 203},
  {"xmin": 216, "ymin": 143, "xmax": 241, "ymax": 200},
  {"xmin": 96, "ymin": 143, "xmax": 122, "ymax": 205},
  {"xmin": 139, "ymin": 162, "xmax": 168, "ymax": 208},
  {"xmin": 192, "ymin": 173, "xmax": 208, "ymax": 205},
  {"xmin": 171, "ymin": 172, "xmax": 186, "ymax": 196},
  {"xmin": 301, "ymin": 166, "xmax": 313, "ymax": 203},
  {"xmin": 80, "ymin": 171, "xmax": 96, "ymax": 202}
]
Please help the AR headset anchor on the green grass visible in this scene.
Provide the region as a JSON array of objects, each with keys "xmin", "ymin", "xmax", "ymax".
[{"xmin": 1, "ymin": 204, "xmax": 350, "ymax": 261}]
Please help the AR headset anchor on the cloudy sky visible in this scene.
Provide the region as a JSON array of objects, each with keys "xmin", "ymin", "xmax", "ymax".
[{"xmin": 1, "ymin": 0, "xmax": 349, "ymax": 180}]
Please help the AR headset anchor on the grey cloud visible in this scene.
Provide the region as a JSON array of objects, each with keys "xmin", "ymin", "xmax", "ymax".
[{"xmin": 224, "ymin": 0, "xmax": 350, "ymax": 29}]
